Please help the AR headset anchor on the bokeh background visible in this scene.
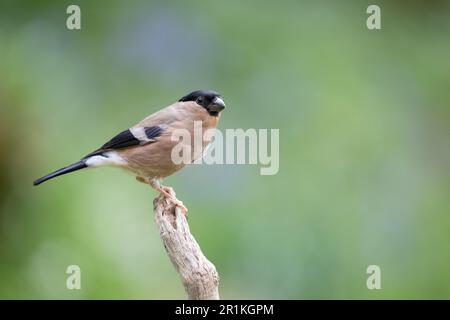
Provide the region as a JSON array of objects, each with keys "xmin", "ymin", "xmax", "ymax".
[{"xmin": 0, "ymin": 0, "xmax": 449, "ymax": 299}]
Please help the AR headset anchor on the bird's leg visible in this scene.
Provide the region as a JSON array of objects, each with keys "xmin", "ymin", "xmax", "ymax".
[{"xmin": 142, "ymin": 177, "xmax": 188, "ymax": 215}]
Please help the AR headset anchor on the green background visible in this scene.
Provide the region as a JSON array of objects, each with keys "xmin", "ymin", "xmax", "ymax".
[{"xmin": 1, "ymin": 0, "xmax": 449, "ymax": 299}]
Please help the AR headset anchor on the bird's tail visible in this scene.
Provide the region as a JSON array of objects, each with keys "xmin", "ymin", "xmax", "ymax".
[{"xmin": 33, "ymin": 160, "xmax": 87, "ymax": 186}]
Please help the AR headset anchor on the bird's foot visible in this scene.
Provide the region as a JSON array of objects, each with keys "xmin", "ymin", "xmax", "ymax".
[
  {"xmin": 158, "ymin": 186, "xmax": 188, "ymax": 216},
  {"xmin": 161, "ymin": 188, "xmax": 188, "ymax": 215},
  {"xmin": 140, "ymin": 177, "xmax": 188, "ymax": 216}
]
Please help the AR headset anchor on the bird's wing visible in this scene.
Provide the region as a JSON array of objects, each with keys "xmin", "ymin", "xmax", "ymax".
[
  {"xmin": 84, "ymin": 125, "xmax": 166, "ymax": 158},
  {"xmin": 84, "ymin": 103, "xmax": 181, "ymax": 158},
  {"xmin": 102, "ymin": 126, "xmax": 165, "ymax": 149}
]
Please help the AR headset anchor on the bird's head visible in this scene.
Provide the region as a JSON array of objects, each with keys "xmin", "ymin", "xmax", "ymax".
[{"xmin": 178, "ymin": 90, "xmax": 226, "ymax": 117}]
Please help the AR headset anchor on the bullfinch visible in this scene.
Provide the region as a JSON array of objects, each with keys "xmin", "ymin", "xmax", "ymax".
[{"xmin": 33, "ymin": 90, "xmax": 226, "ymax": 212}]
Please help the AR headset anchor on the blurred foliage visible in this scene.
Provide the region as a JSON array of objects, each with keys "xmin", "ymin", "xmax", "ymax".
[{"xmin": 0, "ymin": 0, "xmax": 449, "ymax": 299}]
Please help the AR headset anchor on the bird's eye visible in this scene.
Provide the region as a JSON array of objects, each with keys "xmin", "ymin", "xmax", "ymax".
[{"xmin": 196, "ymin": 96, "xmax": 204, "ymax": 104}]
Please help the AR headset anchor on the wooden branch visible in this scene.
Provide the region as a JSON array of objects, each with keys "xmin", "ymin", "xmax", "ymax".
[{"xmin": 153, "ymin": 187, "xmax": 220, "ymax": 300}]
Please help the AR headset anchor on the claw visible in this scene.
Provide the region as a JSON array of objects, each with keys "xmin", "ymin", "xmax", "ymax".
[
  {"xmin": 159, "ymin": 188, "xmax": 188, "ymax": 216},
  {"xmin": 140, "ymin": 177, "xmax": 188, "ymax": 216}
]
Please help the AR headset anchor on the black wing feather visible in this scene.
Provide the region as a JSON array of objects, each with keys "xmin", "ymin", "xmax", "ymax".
[
  {"xmin": 85, "ymin": 125, "xmax": 164, "ymax": 158},
  {"xmin": 101, "ymin": 129, "xmax": 140, "ymax": 149},
  {"xmin": 144, "ymin": 126, "xmax": 164, "ymax": 140}
]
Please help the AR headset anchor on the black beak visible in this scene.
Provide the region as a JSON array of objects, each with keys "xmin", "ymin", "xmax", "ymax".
[{"xmin": 209, "ymin": 96, "xmax": 226, "ymax": 112}]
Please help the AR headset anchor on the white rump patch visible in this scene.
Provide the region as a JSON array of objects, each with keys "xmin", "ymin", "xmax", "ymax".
[{"xmin": 85, "ymin": 151, "xmax": 127, "ymax": 167}]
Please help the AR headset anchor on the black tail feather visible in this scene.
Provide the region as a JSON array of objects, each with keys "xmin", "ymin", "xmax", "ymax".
[{"xmin": 33, "ymin": 161, "xmax": 87, "ymax": 186}]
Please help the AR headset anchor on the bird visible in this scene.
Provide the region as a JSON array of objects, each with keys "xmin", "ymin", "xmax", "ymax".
[{"xmin": 33, "ymin": 90, "xmax": 226, "ymax": 213}]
